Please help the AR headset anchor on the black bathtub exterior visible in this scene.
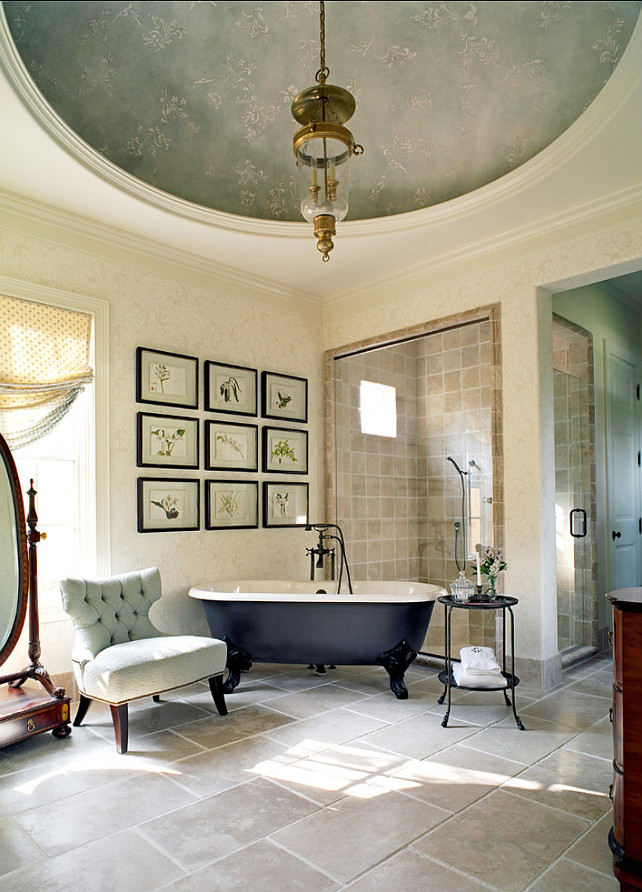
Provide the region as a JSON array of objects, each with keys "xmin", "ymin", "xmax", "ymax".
[{"xmin": 200, "ymin": 597, "xmax": 434, "ymax": 665}]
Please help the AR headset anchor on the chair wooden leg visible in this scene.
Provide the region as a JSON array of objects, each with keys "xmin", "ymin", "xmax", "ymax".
[
  {"xmin": 74, "ymin": 694, "xmax": 92, "ymax": 727},
  {"xmin": 152, "ymin": 695, "xmax": 161, "ymax": 703},
  {"xmin": 208, "ymin": 675, "xmax": 228, "ymax": 716},
  {"xmin": 110, "ymin": 703, "xmax": 129, "ymax": 754}
]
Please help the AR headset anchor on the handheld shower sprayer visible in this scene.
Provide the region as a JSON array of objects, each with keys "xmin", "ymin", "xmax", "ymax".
[{"xmin": 446, "ymin": 456, "xmax": 468, "ymax": 573}]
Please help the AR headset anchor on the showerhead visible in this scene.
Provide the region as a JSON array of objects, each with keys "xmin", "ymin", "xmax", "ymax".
[{"xmin": 446, "ymin": 456, "xmax": 467, "ymax": 476}]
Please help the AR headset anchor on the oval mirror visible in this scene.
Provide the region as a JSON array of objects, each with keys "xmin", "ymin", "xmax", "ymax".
[{"xmin": 0, "ymin": 432, "xmax": 28, "ymax": 667}]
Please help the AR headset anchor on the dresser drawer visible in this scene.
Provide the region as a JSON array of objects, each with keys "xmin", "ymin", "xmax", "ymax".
[{"xmin": 0, "ymin": 697, "xmax": 71, "ymax": 749}]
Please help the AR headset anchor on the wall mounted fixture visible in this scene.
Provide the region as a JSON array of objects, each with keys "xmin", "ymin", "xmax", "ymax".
[{"xmin": 291, "ymin": 1, "xmax": 363, "ymax": 261}]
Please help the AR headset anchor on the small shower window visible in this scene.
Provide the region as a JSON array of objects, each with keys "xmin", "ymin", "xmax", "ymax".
[{"xmin": 359, "ymin": 380, "xmax": 397, "ymax": 437}]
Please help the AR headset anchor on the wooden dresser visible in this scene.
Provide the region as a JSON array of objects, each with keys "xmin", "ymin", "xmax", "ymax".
[{"xmin": 607, "ymin": 587, "xmax": 642, "ymax": 891}]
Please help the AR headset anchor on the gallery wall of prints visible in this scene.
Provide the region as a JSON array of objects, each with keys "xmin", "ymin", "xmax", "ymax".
[{"xmin": 135, "ymin": 347, "xmax": 309, "ymax": 533}]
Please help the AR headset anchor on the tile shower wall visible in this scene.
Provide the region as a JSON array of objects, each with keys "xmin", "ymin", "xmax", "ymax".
[{"xmin": 333, "ymin": 320, "xmax": 495, "ymax": 654}]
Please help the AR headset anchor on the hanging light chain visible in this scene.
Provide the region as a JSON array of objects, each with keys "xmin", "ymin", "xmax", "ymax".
[{"xmin": 316, "ymin": 1, "xmax": 329, "ymax": 84}]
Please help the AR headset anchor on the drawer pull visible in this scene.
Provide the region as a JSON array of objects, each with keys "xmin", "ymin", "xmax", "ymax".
[
  {"xmin": 609, "ymin": 783, "xmax": 614, "ymax": 801},
  {"xmin": 608, "ymin": 630, "xmax": 613, "ymax": 647},
  {"xmin": 26, "ymin": 719, "xmax": 35, "ymax": 732},
  {"xmin": 609, "ymin": 707, "xmax": 614, "ymax": 723}
]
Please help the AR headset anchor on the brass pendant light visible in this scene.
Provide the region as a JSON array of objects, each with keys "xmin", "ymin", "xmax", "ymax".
[{"xmin": 291, "ymin": 1, "xmax": 363, "ymax": 261}]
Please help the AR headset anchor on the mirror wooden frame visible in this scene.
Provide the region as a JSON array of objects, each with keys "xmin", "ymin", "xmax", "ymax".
[{"xmin": 0, "ymin": 431, "xmax": 71, "ymax": 748}]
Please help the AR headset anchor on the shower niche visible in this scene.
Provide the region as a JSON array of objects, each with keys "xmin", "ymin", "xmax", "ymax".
[{"xmin": 326, "ymin": 309, "xmax": 502, "ymax": 653}]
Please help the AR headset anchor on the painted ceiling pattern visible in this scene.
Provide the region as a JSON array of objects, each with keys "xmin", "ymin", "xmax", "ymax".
[{"xmin": 3, "ymin": 1, "xmax": 640, "ymax": 222}]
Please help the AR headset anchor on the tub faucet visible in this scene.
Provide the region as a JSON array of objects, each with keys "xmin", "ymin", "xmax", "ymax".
[{"xmin": 305, "ymin": 523, "xmax": 353, "ymax": 594}]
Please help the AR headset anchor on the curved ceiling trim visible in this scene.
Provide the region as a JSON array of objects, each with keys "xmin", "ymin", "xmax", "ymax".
[{"xmin": 1, "ymin": 6, "xmax": 641, "ymax": 241}]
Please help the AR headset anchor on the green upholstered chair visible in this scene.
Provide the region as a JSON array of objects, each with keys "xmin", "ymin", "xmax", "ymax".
[{"xmin": 59, "ymin": 567, "xmax": 227, "ymax": 753}]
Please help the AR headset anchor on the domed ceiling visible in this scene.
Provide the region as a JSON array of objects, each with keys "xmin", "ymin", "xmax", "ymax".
[{"xmin": 3, "ymin": 0, "xmax": 641, "ymax": 224}]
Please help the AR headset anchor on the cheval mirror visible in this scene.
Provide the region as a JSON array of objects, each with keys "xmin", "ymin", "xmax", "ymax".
[{"xmin": 0, "ymin": 430, "xmax": 71, "ymax": 747}]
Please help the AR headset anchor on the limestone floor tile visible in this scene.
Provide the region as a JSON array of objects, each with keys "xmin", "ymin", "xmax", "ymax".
[
  {"xmin": 0, "ymin": 827, "xmax": 186, "ymax": 892},
  {"xmin": 263, "ymin": 705, "xmax": 389, "ymax": 747},
  {"xmin": 0, "ymin": 760, "xmax": 90, "ymax": 818},
  {"xmin": 256, "ymin": 739, "xmax": 408, "ymax": 804},
  {"xmin": 346, "ymin": 687, "xmax": 440, "ymax": 723},
  {"xmin": 564, "ymin": 811, "xmax": 617, "ymax": 877},
  {"xmin": 357, "ymin": 709, "xmax": 477, "ymax": 760},
  {"xmin": 0, "ymin": 818, "xmax": 43, "ymax": 878},
  {"xmin": 412, "ymin": 789, "xmax": 589, "ymax": 892},
  {"xmin": 564, "ymin": 716, "xmax": 613, "ymax": 761},
  {"xmin": 566, "ymin": 669, "xmax": 614, "ymax": 699},
  {"xmin": 175, "ymin": 704, "xmax": 295, "ymax": 749},
  {"xmin": 168, "ymin": 733, "xmax": 297, "ymax": 798},
  {"xmin": 458, "ymin": 714, "xmax": 578, "ymax": 764},
  {"xmin": 429, "ymin": 688, "xmax": 527, "ymax": 729},
  {"xmin": 162, "ymin": 838, "xmax": 340, "ymax": 892},
  {"xmin": 520, "ymin": 689, "xmax": 610, "ymax": 731},
  {"xmin": 270, "ymin": 789, "xmax": 450, "ymax": 884},
  {"xmin": 342, "ymin": 848, "xmax": 492, "ymax": 891},
  {"xmin": 264, "ymin": 683, "xmax": 370, "ymax": 719},
  {"xmin": 391, "ymin": 743, "xmax": 528, "ymax": 812},
  {"xmin": 139, "ymin": 777, "xmax": 320, "ymax": 872},
  {"xmin": 254, "ymin": 667, "xmax": 348, "ymax": 693},
  {"xmin": 502, "ymin": 748, "xmax": 612, "ymax": 821},
  {"xmin": 527, "ymin": 858, "xmax": 619, "ymax": 891},
  {"xmin": 14, "ymin": 771, "xmax": 197, "ymax": 856}
]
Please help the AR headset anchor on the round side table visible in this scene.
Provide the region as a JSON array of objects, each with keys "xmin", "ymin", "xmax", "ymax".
[{"xmin": 437, "ymin": 595, "xmax": 525, "ymax": 730}]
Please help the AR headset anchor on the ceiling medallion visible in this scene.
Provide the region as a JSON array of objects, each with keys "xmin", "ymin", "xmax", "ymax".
[{"xmin": 291, "ymin": 1, "xmax": 363, "ymax": 261}]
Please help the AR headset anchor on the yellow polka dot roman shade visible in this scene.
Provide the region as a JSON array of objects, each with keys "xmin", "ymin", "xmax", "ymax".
[{"xmin": 0, "ymin": 295, "xmax": 94, "ymax": 449}]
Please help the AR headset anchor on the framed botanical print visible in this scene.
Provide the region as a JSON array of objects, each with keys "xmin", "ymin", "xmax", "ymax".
[
  {"xmin": 261, "ymin": 371, "xmax": 308, "ymax": 422},
  {"xmin": 137, "ymin": 412, "xmax": 199, "ymax": 469},
  {"xmin": 137, "ymin": 478, "xmax": 200, "ymax": 532},
  {"xmin": 205, "ymin": 361, "xmax": 257, "ymax": 416},
  {"xmin": 206, "ymin": 480, "xmax": 258, "ymax": 530},
  {"xmin": 262, "ymin": 426, "xmax": 308, "ymax": 474},
  {"xmin": 136, "ymin": 347, "xmax": 198, "ymax": 409},
  {"xmin": 262, "ymin": 481, "xmax": 309, "ymax": 528},
  {"xmin": 205, "ymin": 421, "xmax": 258, "ymax": 471}
]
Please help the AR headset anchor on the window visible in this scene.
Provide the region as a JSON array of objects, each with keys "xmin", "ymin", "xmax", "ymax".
[
  {"xmin": 0, "ymin": 280, "xmax": 109, "ymax": 618},
  {"xmin": 359, "ymin": 380, "xmax": 397, "ymax": 437}
]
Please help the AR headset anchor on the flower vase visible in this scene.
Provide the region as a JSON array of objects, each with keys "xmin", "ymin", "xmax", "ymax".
[{"xmin": 485, "ymin": 576, "xmax": 497, "ymax": 600}]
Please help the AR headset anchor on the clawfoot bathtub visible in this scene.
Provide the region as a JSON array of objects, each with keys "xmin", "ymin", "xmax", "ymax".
[{"xmin": 188, "ymin": 580, "xmax": 446, "ymax": 699}]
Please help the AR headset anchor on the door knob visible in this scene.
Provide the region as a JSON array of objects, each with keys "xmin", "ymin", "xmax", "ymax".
[{"xmin": 612, "ymin": 530, "xmax": 622, "ymax": 540}]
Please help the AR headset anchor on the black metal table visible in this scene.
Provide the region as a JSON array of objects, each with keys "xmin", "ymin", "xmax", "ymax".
[{"xmin": 437, "ymin": 594, "xmax": 525, "ymax": 730}]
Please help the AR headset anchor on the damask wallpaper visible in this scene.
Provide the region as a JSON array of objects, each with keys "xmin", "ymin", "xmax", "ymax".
[{"xmin": 3, "ymin": 0, "xmax": 640, "ymax": 221}]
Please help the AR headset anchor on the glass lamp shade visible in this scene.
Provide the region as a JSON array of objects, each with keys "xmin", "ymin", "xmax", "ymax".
[{"xmin": 296, "ymin": 136, "xmax": 350, "ymax": 224}]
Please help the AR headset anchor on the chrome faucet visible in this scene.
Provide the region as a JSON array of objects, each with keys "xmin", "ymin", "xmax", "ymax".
[{"xmin": 305, "ymin": 523, "xmax": 353, "ymax": 594}]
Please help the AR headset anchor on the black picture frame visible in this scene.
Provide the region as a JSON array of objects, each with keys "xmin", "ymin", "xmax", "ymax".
[
  {"xmin": 205, "ymin": 420, "xmax": 258, "ymax": 471},
  {"xmin": 262, "ymin": 425, "xmax": 308, "ymax": 474},
  {"xmin": 262, "ymin": 481, "xmax": 309, "ymax": 528},
  {"xmin": 205, "ymin": 361, "xmax": 257, "ymax": 416},
  {"xmin": 261, "ymin": 371, "xmax": 308, "ymax": 422},
  {"xmin": 137, "ymin": 477, "xmax": 200, "ymax": 533},
  {"xmin": 205, "ymin": 480, "xmax": 259, "ymax": 530},
  {"xmin": 136, "ymin": 347, "xmax": 199, "ymax": 409},
  {"xmin": 137, "ymin": 412, "xmax": 199, "ymax": 469}
]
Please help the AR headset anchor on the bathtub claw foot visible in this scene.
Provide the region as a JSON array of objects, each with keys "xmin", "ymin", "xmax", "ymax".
[
  {"xmin": 223, "ymin": 637, "xmax": 253, "ymax": 693},
  {"xmin": 376, "ymin": 639, "xmax": 417, "ymax": 699}
]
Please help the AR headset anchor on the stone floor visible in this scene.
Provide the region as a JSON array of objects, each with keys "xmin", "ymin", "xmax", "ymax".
[{"xmin": 0, "ymin": 652, "xmax": 617, "ymax": 891}]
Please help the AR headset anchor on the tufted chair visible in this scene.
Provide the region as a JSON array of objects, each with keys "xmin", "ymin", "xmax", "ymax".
[{"xmin": 59, "ymin": 567, "xmax": 227, "ymax": 753}]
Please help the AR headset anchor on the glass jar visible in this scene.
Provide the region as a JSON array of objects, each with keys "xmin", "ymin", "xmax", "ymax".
[{"xmin": 450, "ymin": 571, "xmax": 475, "ymax": 602}]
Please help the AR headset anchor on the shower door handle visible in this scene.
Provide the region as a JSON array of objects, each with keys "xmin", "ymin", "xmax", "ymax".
[{"xmin": 570, "ymin": 509, "xmax": 587, "ymax": 538}]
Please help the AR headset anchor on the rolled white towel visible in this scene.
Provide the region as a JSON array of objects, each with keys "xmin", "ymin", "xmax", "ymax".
[
  {"xmin": 453, "ymin": 662, "xmax": 507, "ymax": 689},
  {"xmin": 460, "ymin": 645, "xmax": 501, "ymax": 674}
]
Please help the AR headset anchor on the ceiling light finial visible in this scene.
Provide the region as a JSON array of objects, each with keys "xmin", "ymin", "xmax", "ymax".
[{"xmin": 291, "ymin": 1, "xmax": 363, "ymax": 262}]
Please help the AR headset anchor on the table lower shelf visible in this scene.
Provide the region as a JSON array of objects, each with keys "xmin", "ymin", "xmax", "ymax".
[{"xmin": 437, "ymin": 668, "xmax": 520, "ymax": 692}]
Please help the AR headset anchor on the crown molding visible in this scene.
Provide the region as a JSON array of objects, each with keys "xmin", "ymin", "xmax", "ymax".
[
  {"xmin": 325, "ymin": 184, "xmax": 642, "ymax": 318},
  {"xmin": 0, "ymin": 189, "xmax": 322, "ymax": 320}
]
